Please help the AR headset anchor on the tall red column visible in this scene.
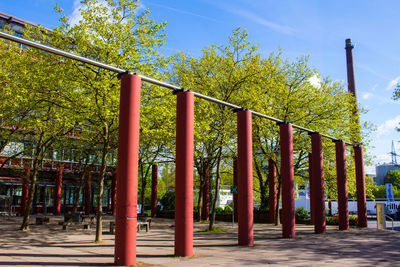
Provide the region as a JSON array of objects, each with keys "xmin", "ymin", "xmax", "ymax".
[
  {"xmin": 21, "ymin": 165, "xmax": 30, "ymax": 215},
  {"xmin": 85, "ymin": 172, "xmax": 91, "ymax": 215},
  {"xmin": 151, "ymin": 164, "xmax": 158, "ymax": 217},
  {"xmin": 233, "ymin": 158, "xmax": 238, "ymax": 222},
  {"xmin": 111, "ymin": 171, "xmax": 117, "ymax": 216},
  {"xmin": 114, "ymin": 73, "xmax": 141, "ymax": 266},
  {"xmin": 237, "ymin": 110, "xmax": 253, "ymax": 246},
  {"xmin": 53, "ymin": 165, "xmax": 63, "ymax": 215},
  {"xmin": 308, "ymin": 153, "xmax": 314, "ymax": 224},
  {"xmin": 279, "ymin": 122, "xmax": 295, "ymax": 238},
  {"xmin": 354, "ymin": 145, "xmax": 367, "ymax": 228},
  {"xmin": 335, "ymin": 140, "xmax": 349, "ymax": 230},
  {"xmin": 174, "ymin": 90, "xmax": 194, "ymax": 257},
  {"xmin": 310, "ymin": 133, "xmax": 326, "ymax": 234},
  {"xmin": 202, "ymin": 160, "xmax": 210, "ymax": 221},
  {"xmin": 268, "ymin": 158, "xmax": 277, "ymax": 223}
]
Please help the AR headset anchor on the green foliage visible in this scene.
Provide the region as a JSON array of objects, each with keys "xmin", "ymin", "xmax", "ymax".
[
  {"xmin": 386, "ymin": 170, "xmax": 400, "ymax": 188},
  {"xmin": 372, "ymin": 184, "xmax": 400, "ymax": 198},
  {"xmin": 295, "ymin": 207, "xmax": 310, "ymax": 223},
  {"xmin": 215, "ymin": 206, "xmax": 224, "ymax": 214},
  {"xmin": 224, "ymin": 205, "xmax": 232, "ymax": 213},
  {"xmin": 197, "ymin": 227, "xmax": 227, "ymax": 233},
  {"xmin": 326, "ymin": 215, "xmax": 358, "ymax": 226},
  {"xmin": 160, "ymin": 191, "xmax": 175, "ymax": 210}
]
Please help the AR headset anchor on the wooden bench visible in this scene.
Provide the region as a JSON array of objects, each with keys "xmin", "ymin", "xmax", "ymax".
[
  {"xmin": 81, "ymin": 214, "xmax": 95, "ymax": 223},
  {"xmin": 36, "ymin": 216, "xmax": 50, "ymax": 225},
  {"xmin": 137, "ymin": 215, "xmax": 152, "ymax": 229},
  {"xmin": 62, "ymin": 222, "xmax": 73, "ymax": 230},
  {"xmin": 137, "ymin": 221, "xmax": 149, "ymax": 232}
]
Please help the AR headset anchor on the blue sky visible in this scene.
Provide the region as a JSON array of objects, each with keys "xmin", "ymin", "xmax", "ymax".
[{"xmin": 1, "ymin": 0, "xmax": 400, "ymax": 174}]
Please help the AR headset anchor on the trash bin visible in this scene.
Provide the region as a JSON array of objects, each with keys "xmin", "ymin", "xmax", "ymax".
[{"xmin": 74, "ymin": 212, "xmax": 81, "ymax": 222}]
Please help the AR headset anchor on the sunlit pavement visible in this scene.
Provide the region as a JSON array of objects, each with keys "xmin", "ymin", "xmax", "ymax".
[{"xmin": 1, "ymin": 215, "xmax": 400, "ymax": 266}]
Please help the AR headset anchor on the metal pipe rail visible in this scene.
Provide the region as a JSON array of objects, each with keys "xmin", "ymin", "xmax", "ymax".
[{"xmin": 0, "ymin": 31, "xmax": 354, "ymax": 146}]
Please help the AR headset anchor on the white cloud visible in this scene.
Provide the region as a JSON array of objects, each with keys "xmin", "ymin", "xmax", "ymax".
[
  {"xmin": 377, "ymin": 115, "xmax": 400, "ymax": 136},
  {"xmin": 308, "ymin": 74, "xmax": 321, "ymax": 88},
  {"xmin": 69, "ymin": 0, "xmax": 83, "ymax": 26},
  {"xmin": 385, "ymin": 76, "xmax": 400, "ymax": 91},
  {"xmin": 362, "ymin": 92, "xmax": 372, "ymax": 100}
]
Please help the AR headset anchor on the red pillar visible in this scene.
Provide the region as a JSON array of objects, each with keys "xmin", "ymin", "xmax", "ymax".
[
  {"xmin": 268, "ymin": 158, "xmax": 276, "ymax": 223},
  {"xmin": 111, "ymin": 171, "xmax": 117, "ymax": 216},
  {"xmin": 279, "ymin": 122, "xmax": 295, "ymax": 238},
  {"xmin": 202, "ymin": 160, "xmax": 210, "ymax": 221},
  {"xmin": 85, "ymin": 172, "xmax": 91, "ymax": 215},
  {"xmin": 114, "ymin": 73, "xmax": 141, "ymax": 266},
  {"xmin": 53, "ymin": 165, "xmax": 63, "ymax": 215},
  {"xmin": 310, "ymin": 133, "xmax": 326, "ymax": 234},
  {"xmin": 308, "ymin": 153, "xmax": 315, "ymax": 224},
  {"xmin": 354, "ymin": 145, "xmax": 367, "ymax": 228},
  {"xmin": 21, "ymin": 165, "xmax": 30, "ymax": 215},
  {"xmin": 335, "ymin": 140, "xmax": 349, "ymax": 230},
  {"xmin": 233, "ymin": 158, "xmax": 238, "ymax": 222},
  {"xmin": 151, "ymin": 164, "xmax": 158, "ymax": 217},
  {"xmin": 237, "ymin": 110, "xmax": 253, "ymax": 246},
  {"xmin": 174, "ymin": 90, "xmax": 194, "ymax": 257}
]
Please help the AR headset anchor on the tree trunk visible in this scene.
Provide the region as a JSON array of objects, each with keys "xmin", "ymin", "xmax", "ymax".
[
  {"xmin": 95, "ymin": 141, "xmax": 109, "ymax": 242},
  {"xmin": 209, "ymin": 147, "xmax": 222, "ymax": 230},
  {"xmin": 275, "ymin": 175, "xmax": 281, "ymax": 226},
  {"xmin": 71, "ymin": 162, "xmax": 89, "ymax": 217},
  {"xmin": 20, "ymin": 134, "xmax": 44, "ymax": 231},
  {"xmin": 254, "ymin": 157, "xmax": 267, "ymax": 210}
]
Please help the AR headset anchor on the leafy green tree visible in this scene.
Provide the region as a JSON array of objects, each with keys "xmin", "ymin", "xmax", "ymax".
[
  {"xmin": 170, "ymin": 28, "xmax": 265, "ymax": 229},
  {"xmin": 50, "ymin": 0, "xmax": 171, "ymax": 242},
  {"xmin": 386, "ymin": 170, "xmax": 400, "ymax": 188}
]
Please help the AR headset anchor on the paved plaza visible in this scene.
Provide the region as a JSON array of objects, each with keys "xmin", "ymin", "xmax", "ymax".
[{"xmin": 1, "ymin": 216, "xmax": 400, "ymax": 266}]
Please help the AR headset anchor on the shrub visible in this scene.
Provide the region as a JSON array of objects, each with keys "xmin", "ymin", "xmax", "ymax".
[
  {"xmin": 295, "ymin": 207, "xmax": 310, "ymax": 222},
  {"xmin": 160, "ymin": 191, "xmax": 175, "ymax": 210},
  {"xmin": 224, "ymin": 205, "xmax": 232, "ymax": 213},
  {"xmin": 216, "ymin": 206, "xmax": 224, "ymax": 214}
]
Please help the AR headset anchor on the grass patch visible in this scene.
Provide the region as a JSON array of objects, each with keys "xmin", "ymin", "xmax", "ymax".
[{"xmin": 197, "ymin": 227, "xmax": 227, "ymax": 233}]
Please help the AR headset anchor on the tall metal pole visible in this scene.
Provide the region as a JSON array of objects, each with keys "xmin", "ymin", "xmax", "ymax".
[
  {"xmin": 279, "ymin": 122, "xmax": 295, "ymax": 238},
  {"xmin": 334, "ymin": 140, "xmax": 349, "ymax": 230},
  {"xmin": 310, "ymin": 133, "xmax": 326, "ymax": 234},
  {"xmin": 151, "ymin": 164, "xmax": 158, "ymax": 217},
  {"xmin": 237, "ymin": 110, "xmax": 254, "ymax": 246},
  {"xmin": 53, "ymin": 165, "xmax": 63, "ymax": 215},
  {"xmin": 114, "ymin": 73, "xmax": 141, "ymax": 266},
  {"xmin": 174, "ymin": 91, "xmax": 194, "ymax": 257},
  {"xmin": 354, "ymin": 145, "xmax": 368, "ymax": 228}
]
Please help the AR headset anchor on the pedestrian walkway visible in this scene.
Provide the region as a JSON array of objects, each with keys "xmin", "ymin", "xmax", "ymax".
[{"xmin": 1, "ymin": 216, "xmax": 399, "ymax": 266}]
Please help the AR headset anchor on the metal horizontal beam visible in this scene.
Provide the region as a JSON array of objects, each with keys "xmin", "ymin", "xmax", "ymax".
[
  {"xmin": 0, "ymin": 31, "xmax": 125, "ymax": 73},
  {"xmin": 0, "ymin": 31, "xmax": 354, "ymax": 146}
]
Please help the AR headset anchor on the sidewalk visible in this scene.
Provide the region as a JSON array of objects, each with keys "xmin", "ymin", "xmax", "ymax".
[{"xmin": 1, "ymin": 216, "xmax": 399, "ymax": 266}]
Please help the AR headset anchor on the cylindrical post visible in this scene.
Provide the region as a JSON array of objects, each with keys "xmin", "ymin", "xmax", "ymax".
[
  {"xmin": 279, "ymin": 122, "xmax": 295, "ymax": 238},
  {"xmin": 151, "ymin": 164, "xmax": 158, "ymax": 217},
  {"xmin": 354, "ymin": 145, "xmax": 367, "ymax": 228},
  {"xmin": 114, "ymin": 74, "xmax": 141, "ymax": 266},
  {"xmin": 174, "ymin": 91, "xmax": 194, "ymax": 257},
  {"xmin": 43, "ymin": 185, "xmax": 47, "ymax": 215},
  {"xmin": 237, "ymin": 110, "xmax": 254, "ymax": 246},
  {"xmin": 85, "ymin": 172, "xmax": 91, "ymax": 215},
  {"xmin": 53, "ymin": 165, "xmax": 63, "ymax": 215},
  {"xmin": 268, "ymin": 158, "xmax": 276, "ymax": 223},
  {"xmin": 21, "ymin": 165, "xmax": 30, "ymax": 215},
  {"xmin": 311, "ymin": 133, "xmax": 326, "ymax": 234},
  {"xmin": 233, "ymin": 158, "xmax": 238, "ymax": 222},
  {"xmin": 202, "ymin": 160, "xmax": 210, "ymax": 221},
  {"xmin": 111, "ymin": 171, "xmax": 117, "ymax": 216},
  {"xmin": 308, "ymin": 153, "xmax": 314, "ymax": 224},
  {"xmin": 334, "ymin": 140, "xmax": 349, "ymax": 230}
]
